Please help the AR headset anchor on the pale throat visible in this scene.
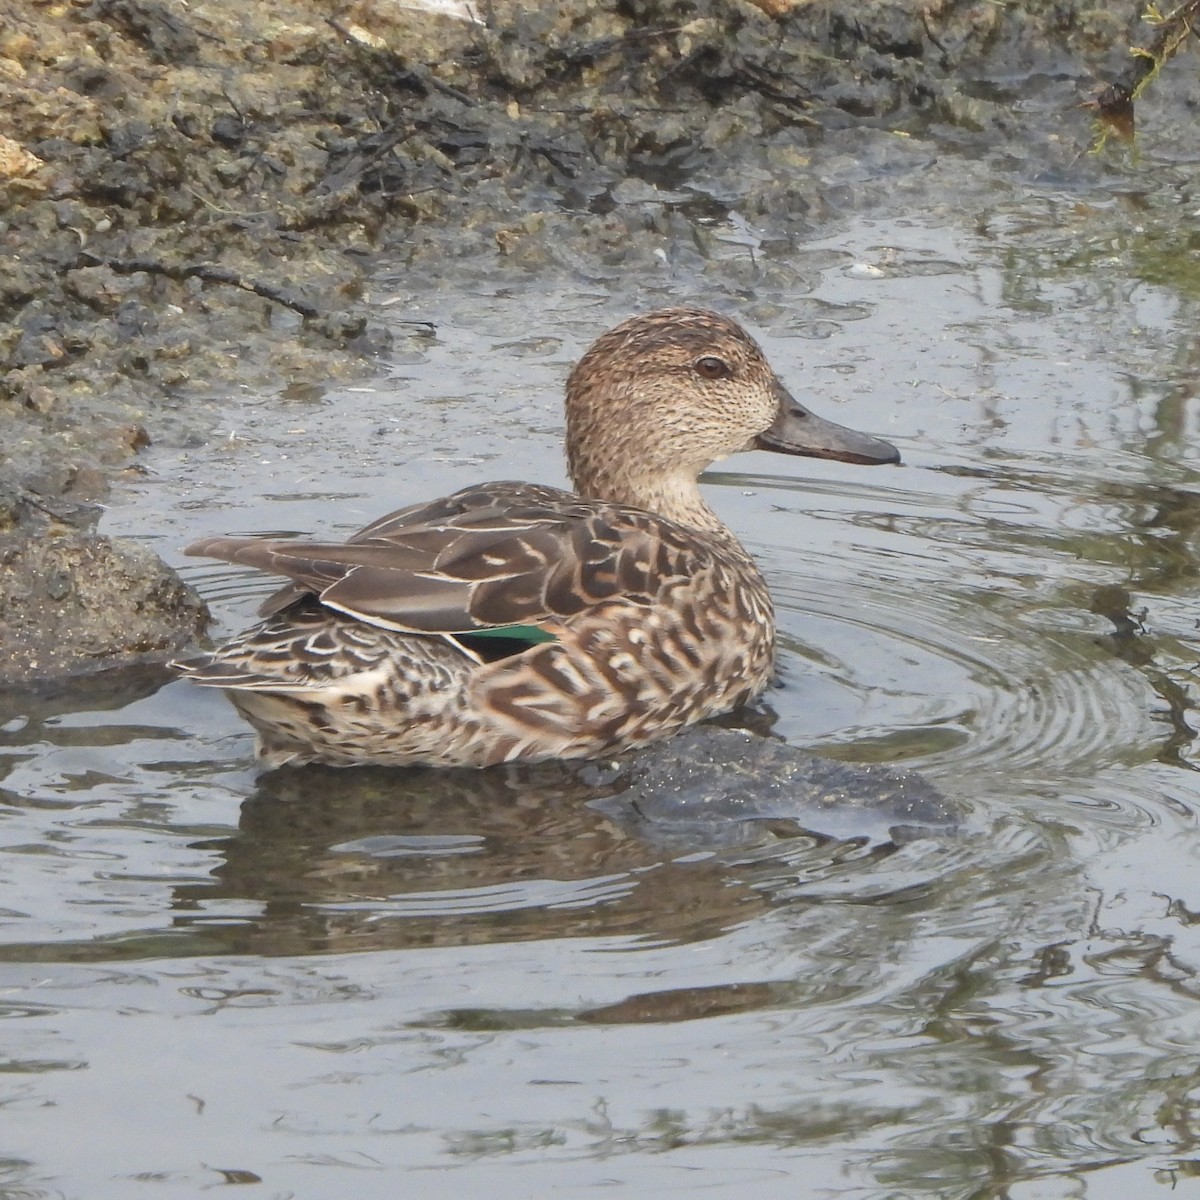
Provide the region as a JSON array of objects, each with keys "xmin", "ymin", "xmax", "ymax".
[{"xmin": 573, "ymin": 461, "xmax": 733, "ymax": 538}]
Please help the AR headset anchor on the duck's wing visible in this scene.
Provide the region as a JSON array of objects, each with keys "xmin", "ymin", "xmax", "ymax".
[{"xmin": 184, "ymin": 481, "xmax": 693, "ymax": 634}]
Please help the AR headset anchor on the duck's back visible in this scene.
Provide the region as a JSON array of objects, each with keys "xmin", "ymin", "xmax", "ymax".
[{"xmin": 174, "ymin": 481, "xmax": 776, "ymax": 768}]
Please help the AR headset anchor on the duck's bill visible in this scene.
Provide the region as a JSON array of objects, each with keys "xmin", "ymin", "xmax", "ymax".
[{"xmin": 755, "ymin": 386, "xmax": 900, "ymax": 465}]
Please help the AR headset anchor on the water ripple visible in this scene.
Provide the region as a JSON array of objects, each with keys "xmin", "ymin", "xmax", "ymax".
[{"xmin": 736, "ymin": 464, "xmax": 1170, "ymax": 799}]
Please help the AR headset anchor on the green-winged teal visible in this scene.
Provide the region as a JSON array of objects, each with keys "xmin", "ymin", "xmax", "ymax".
[{"xmin": 174, "ymin": 307, "xmax": 899, "ymax": 767}]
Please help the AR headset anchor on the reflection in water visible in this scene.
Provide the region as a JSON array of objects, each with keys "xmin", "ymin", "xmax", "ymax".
[{"xmin": 185, "ymin": 760, "xmax": 770, "ymax": 954}]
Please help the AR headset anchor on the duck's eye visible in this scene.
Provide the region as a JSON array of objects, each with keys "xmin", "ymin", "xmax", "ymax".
[{"xmin": 694, "ymin": 355, "xmax": 732, "ymax": 381}]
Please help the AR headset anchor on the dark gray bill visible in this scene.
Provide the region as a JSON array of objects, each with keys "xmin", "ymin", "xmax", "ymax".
[{"xmin": 755, "ymin": 383, "xmax": 900, "ymax": 465}]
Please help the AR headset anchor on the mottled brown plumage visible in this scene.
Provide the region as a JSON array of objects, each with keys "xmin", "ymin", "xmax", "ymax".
[{"xmin": 173, "ymin": 307, "xmax": 899, "ymax": 767}]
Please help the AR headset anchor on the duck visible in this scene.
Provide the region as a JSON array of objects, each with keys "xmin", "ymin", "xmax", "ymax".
[{"xmin": 173, "ymin": 307, "xmax": 899, "ymax": 768}]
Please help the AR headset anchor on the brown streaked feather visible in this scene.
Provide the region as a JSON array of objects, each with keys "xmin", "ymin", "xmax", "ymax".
[
  {"xmin": 172, "ymin": 598, "xmax": 474, "ymax": 692},
  {"xmin": 184, "ymin": 480, "xmax": 722, "ymax": 636}
]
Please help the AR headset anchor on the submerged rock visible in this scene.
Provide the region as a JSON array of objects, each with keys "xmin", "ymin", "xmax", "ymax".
[{"xmin": 581, "ymin": 726, "xmax": 959, "ymax": 848}]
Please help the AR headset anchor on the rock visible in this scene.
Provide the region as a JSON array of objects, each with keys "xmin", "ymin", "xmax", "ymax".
[
  {"xmin": 581, "ymin": 727, "xmax": 960, "ymax": 847},
  {"xmin": 0, "ymin": 477, "xmax": 208, "ymax": 682},
  {"xmin": 0, "ymin": 133, "xmax": 44, "ymax": 180}
]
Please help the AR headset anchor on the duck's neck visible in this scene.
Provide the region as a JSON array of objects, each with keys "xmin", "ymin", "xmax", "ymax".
[{"xmin": 573, "ymin": 464, "xmax": 741, "ymax": 547}]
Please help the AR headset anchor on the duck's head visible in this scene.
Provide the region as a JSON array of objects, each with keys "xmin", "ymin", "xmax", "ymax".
[{"xmin": 564, "ymin": 307, "xmax": 899, "ymax": 521}]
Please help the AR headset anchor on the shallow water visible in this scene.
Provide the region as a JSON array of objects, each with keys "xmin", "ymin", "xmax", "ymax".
[{"xmin": 6, "ymin": 137, "xmax": 1200, "ymax": 1197}]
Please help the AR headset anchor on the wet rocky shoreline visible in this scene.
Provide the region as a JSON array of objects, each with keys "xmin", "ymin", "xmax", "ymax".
[{"xmin": 0, "ymin": 0, "xmax": 1163, "ymax": 679}]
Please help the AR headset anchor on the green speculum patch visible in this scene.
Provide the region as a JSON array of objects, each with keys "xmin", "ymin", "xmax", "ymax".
[{"xmin": 454, "ymin": 624, "xmax": 560, "ymax": 663}]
